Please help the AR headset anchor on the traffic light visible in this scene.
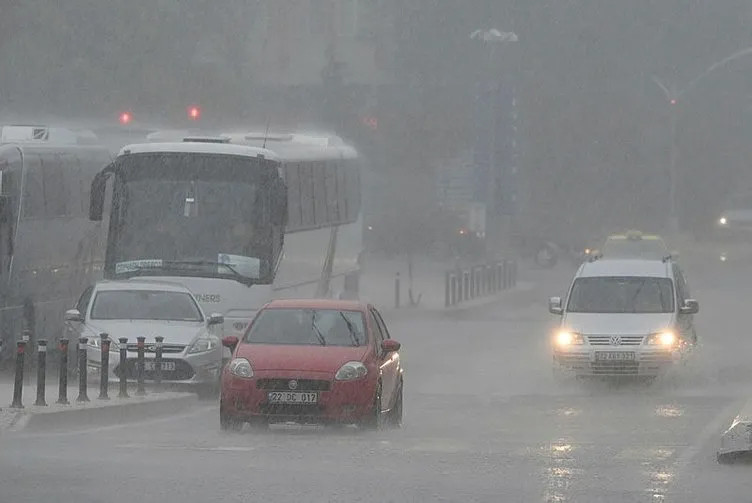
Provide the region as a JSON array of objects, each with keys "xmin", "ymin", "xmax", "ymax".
[
  {"xmin": 188, "ymin": 106, "xmax": 201, "ymax": 120},
  {"xmin": 119, "ymin": 111, "xmax": 132, "ymax": 125}
]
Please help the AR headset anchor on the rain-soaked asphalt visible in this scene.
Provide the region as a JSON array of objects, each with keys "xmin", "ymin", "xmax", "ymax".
[{"xmin": 2, "ymin": 249, "xmax": 752, "ymax": 502}]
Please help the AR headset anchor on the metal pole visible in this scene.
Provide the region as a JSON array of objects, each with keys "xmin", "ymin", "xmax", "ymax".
[
  {"xmin": 668, "ymin": 105, "xmax": 679, "ymax": 234},
  {"xmin": 98, "ymin": 333, "xmax": 110, "ymax": 400},
  {"xmin": 136, "ymin": 336, "xmax": 146, "ymax": 396},
  {"xmin": 34, "ymin": 340, "xmax": 47, "ymax": 406},
  {"xmin": 394, "ymin": 273, "xmax": 400, "ymax": 309},
  {"xmin": 57, "ymin": 338, "xmax": 69, "ymax": 404},
  {"xmin": 77, "ymin": 337, "xmax": 89, "ymax": 402},
  {"xmin": 10, "ymin": 341, "xmax": 26, "ymax": 408},
  {"xmin": 118, "ymin": 337, "xmax": 129, "ymax": 398},
  {"xmin": 154, "ymin": 335, "xmax": 164, "ymax": 391}
]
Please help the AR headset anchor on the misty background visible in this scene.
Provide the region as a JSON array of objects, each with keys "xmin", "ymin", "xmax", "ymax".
[{"xmin": 3, "ymin": 0, "xmax": 752, "ymax": 253}]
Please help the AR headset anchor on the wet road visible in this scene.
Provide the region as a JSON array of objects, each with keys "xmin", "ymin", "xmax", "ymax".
[{"xmin": 2, "ymin": 252, "xmax": 752, "ymax": 502}]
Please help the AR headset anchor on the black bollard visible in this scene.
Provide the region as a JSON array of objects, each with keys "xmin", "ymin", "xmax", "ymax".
[
  {"xmin": 57, "ymin": 338, "xmax": 69, "ymax": 404},
  {"xmin": 77, "ymin": 337, "xmax": 89, "ymax": 402},
  {"xmin": 34, "ymin": 340, "xmax": 47, "ymax": 406},
  {"xmin": 118, "ymin": 337, "xmax": 129, "ymax": 398},
  {"xmin": 10, "ymin": 341, "xmax": 26, "ymax": 408},
  {"xmin": 98, "ymin": 333, "xmax": 110, "ymax": 400},
  {"xmin": 154, "ymin": 336, "xmax": 164, "ymax": 391},
  {"xmin": 136, "ymin": 336, "xmax": 146, "ymax": 396}
]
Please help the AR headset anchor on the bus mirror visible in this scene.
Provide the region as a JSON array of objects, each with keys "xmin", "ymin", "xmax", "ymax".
[{"xmin": 89, "ymin": 171, "xmax": 108, "ymax": 221}]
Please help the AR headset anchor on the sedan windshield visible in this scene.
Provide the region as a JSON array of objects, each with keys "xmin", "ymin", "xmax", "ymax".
[
  {"xmin": 567, "ymin": 276, "xmax": 675, "ymax": 313},
  {"xmin": 245, "ymin": 308, "xmax": 366, "ymax": 347},
  {"xmin": 90, "ymin": 290, "xmax": 203, "ymax": 321}
]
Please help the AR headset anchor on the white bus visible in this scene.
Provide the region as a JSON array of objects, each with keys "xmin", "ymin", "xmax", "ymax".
[
  {"xmin": 0, "ymin": 126, "xmax": 111, "ymax": 360},
  {"xmin": 88, "ymin": 132, "xmax": 363, "ymax": 337}
]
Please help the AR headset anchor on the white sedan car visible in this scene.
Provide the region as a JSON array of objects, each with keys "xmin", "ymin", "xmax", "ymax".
[{"xmin": 65, "ymin": 280, "xmax": 224, "ymax": 396}]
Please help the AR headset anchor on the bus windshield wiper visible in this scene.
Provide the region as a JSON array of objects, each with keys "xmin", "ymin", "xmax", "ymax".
[
  {"xmin": 168, "ymin": 260, "xmax": 257, "ymax": 286},
  {"xmin": 339, "ymin": 312, "xmax": 360, "ymax": 346}
]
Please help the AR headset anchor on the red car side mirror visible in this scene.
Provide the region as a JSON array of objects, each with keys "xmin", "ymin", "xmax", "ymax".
[
  {"xmin": 222, "ymin": 336, "xmax": 239, "ymax": 352},
  {"xmin": 381, "ymin": 339, "xmax": 401, "ymax": 353}
]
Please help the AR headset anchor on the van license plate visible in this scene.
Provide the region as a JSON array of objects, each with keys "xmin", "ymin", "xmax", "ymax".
[{"xmin": 595, "ymin": 351, "xmax": 635, "ymax": 361}]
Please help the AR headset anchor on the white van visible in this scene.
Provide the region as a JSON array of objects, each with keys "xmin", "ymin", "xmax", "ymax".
[{"xmin": 549, "ymin": 257, "xmax": 698, "ymax": 377}]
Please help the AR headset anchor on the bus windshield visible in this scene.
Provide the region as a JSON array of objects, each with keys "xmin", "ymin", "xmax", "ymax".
[{"xmin": 108, "ymin": 153, "xmax": 281, "ymax": 284}]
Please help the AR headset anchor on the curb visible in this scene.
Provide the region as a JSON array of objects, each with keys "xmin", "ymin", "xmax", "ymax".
[{"xmin": 4, "ymin": 393, "xmax": 199, "ymax": 433}]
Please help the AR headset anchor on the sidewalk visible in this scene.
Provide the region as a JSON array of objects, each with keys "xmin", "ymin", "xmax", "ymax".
[
  {"xmin": 0, "ymin": 376, "xmax": 197, "ymax": 433},
  {"xmin": 359, "ymin": 255, "xmax": 538, "ymax": 315}
]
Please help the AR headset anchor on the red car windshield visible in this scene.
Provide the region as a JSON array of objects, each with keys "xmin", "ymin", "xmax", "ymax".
[{"xmin": 245, "ymin": 308, "xmax": 366, "ymax": 347}]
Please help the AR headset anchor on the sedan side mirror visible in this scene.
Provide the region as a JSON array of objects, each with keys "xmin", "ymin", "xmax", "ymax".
[
  {"xmin": 381, "ymin": 339, "xmax": 401, "ymax": 353},
  {"xmin": 680, "ymin": 299, "xmax": 699, "ymax": 315},
  {"xmin": 222, "ymin": 335, "xmax": 239, "ymax": 352},
  {"xmin": 64, "ymin": 309, "xmax": 84, "ymax": 323},
  {"xmin": 207, "ymin": 313, "xmax": 225, "ymax": 327},
  {"xmin": 549, "ymin": 296, "xmax": 564, "ymax": 315}
]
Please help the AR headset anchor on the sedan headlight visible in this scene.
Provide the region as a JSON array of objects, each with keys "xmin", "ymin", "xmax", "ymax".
[
  {"xmin": 335, "ymin": 361, "xmax": 368, "ymax": 381},
  {"xmin": 188, "ymin": 335, "xmax": 220, "ymax": 354},
  {"xmin": 86, "ymin": 337, "xmax": 119, "ymax": 352},
  {"xmin": 555, "ymin": 331, "xmax": 585, "ymax": 347},
  {"xmin": 228, "ymin": 358, "xmax": 253, "ymax": 378},
  {"xmin": 646, "ymin": 331, "xmax": 677, "ymax": 347}
]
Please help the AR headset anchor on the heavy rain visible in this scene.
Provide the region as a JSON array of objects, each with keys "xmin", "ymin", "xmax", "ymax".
[{"xmin": 2, "ymin": 1, "xmax": 752, "ymax": 502}]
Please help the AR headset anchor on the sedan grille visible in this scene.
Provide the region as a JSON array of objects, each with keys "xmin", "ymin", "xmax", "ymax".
[
  {"xmin": 126, "ymin": 343, "xmax": 186, "ymax": 354},
  {"xmin": 256, "ymin": 378, "xmax": 331, "ymax": 391},
  {"xmin": 587, "ymin": 335, "xmax": 644, "ymax": 346},
  {"xmin": 115, "ymin": 358, "xmax": 195, "ymax": 381}
]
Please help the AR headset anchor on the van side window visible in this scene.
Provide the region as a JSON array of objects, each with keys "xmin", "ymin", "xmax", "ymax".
[{"xmin": 22, "ymin": 154, "xmax": 45, "ymax": 218}]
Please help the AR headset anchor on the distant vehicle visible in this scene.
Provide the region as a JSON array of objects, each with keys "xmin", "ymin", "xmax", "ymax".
[
  {"xmin": 0, "ymin": 125, "xmax": 111, "ymax": 360},
  {"xmin": 593, "ymin": 231, "xmax": 674, "ymax": 260},
  {"xmin": 64, "ymin": 280, "xmax": 225, "ymax": 396},
  {"xmin": 716, "ymin": 191, "xmax": 752, "ymax": 240},
  {"xmin": 219, "ymin": 299, "xmax": 403, "ymax": 430},
  {"xmin": 89, "ymin": 132, "xmax": 363, "ymax": 340},
  {"xmin": 549, "ymin": 257, "xmax": 698, "ymax": 379}
]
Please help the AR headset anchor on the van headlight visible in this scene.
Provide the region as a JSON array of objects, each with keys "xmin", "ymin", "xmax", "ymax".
[
  {"xmin": 646, "ymin": 331, "xmax": 677, "ymax": 347},
  {"xmin": 188, "ymin": 335, "xmax": 219, "ymax": 354},
  {"xmin": 335, "ymin": 361, "xmax": 368, "ymax": 381},
  {"xmin": 555, "ymin": 331, "xmax": 584, "ymax": 347},
  {"xmin": 719, "ymin": 216, "xmax": 728, "ymax": 226}
]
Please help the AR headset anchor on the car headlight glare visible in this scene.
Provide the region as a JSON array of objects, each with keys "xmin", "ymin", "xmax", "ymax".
[
  {"xmin": 228, "ymin": 358, "xmax": 253, "ymax": 378},
  {"xmin": 719, "ymin": 216, "xmax": 728, "ymax": 226},
  {"xmin": 555, "ymin": 331, "xmax": 584, "ymax": 347},
  {"xmin": 188, "ymin": 335, "xmax": 219, "ymax": 354},
  {"xmin": 647, "ymin": 331, "xmax": 677, "ymax": 347},
  {"xmin": 335, "ymin": 361, "xmax": 368, "ymax": 381}
]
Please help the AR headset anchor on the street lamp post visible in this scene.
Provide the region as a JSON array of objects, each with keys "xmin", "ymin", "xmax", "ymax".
[
  {"xmin": 653, "ymin": 46, "xmax": 752, "ymax": 235},
  {"xmin": 469, "ymin": 29, "xmax": 518, "ymax": 254}
]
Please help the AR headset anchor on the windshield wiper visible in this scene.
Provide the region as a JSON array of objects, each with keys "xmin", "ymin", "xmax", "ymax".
[
  {"xmin": 167, "ymin": 260, "xmax": 257, "ymax": 287},
  {"xmin": 339, "ymin": 312, "xmax": 360, "ymax": 346},
  {"xmin": 311, "ymin": 312, "xmax": 327, "ymax": 346}
]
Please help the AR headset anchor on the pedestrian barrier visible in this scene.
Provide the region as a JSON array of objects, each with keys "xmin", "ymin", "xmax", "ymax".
[
  {"xmin": 98, "ymin": 333, "xmax": 110, "ymax": 400},
  {"xmin": 444, "ymin": 259, "xmax": 517, "ymax": 308}
]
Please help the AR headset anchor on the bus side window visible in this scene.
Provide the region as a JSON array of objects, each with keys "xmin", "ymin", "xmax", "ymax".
[
  {"xmin": 285, "ymin": 163, "xmax": 303, "ymax": 230},
  {"xmin": 22, "ymin": 155, "xmax": 45, "ymax": 219},
  {"xmin": 345, "ymin": 163, "xmax": 361, "ymax": 223},
  {"xmin": 313, "ymin": 161, "xmax": 327, "ymax": 226},
  {"xmin": 42, "ymin": 154, "xmax": 68, "ymax": 216},
  {"xmin": 325, "ymin": 161, "xmax": 339, "ymax": 223},
  {"xmin": 300, "ymin": 163, "xmax": 315, "ymax": 228},
  {"xmin": 336, "ymin": 162, "xmax": 348, "ymax": 224}
]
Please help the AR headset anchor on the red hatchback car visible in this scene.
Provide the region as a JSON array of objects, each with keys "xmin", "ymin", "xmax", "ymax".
[{"xmin": 220, "ymin": 299, "xmax": 403, "ymax": 430}]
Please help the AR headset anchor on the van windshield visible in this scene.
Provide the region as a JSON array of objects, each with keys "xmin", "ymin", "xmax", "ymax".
[{"xmin": 567, "ymin": 276, "xmax": 674, "ymax": 313}]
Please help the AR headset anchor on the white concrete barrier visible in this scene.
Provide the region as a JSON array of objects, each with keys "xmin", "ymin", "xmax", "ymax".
[{"xmin": 718, "ymin": 400, "xmax": 752, "ymax": 463}]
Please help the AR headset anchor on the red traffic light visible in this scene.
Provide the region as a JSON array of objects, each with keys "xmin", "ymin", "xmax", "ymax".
[
  {"xmin": 188, "ymin": 106, "xmax": 201, "ymax": 120},
  {"xmin": 670, "ymin": 98, "xmax": 677, "ymax": 105},
  {"xmin": 119, "ymin": 111, "xmax": 132, "ymax": 125}
]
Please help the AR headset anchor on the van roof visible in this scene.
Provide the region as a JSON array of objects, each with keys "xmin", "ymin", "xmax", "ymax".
[
  {"xmin": 117, "ymin": 141, "xmax": 279, "ymax": 161},
  {"xmin": 577, "ymin": 259, "xmax": 672, "ymax": 279}
]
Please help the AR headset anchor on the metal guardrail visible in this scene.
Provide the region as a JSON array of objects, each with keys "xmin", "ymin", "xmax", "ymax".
[{"xmin": 444, "ymin": 260, "xmax": 517, "ymax": 308}]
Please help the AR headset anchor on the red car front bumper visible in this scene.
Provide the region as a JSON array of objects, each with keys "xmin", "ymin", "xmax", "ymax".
[{"xmin": 220, "ymin": 370, "xmax": 377, "ymax": 423}]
